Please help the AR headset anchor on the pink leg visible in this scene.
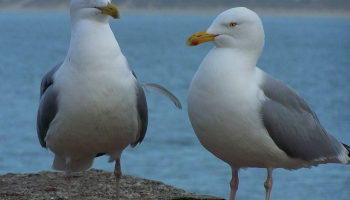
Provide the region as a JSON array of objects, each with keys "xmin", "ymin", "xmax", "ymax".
[
  {"xmin": 65, "ymin": 157, "xmax": 72, "ymax": 200},
  {"xmin": 114, "ymin": 158, "xmax": 122, "ymax": 200},
  {"xmin": 264, "ymin": 168, "xmax": 273, "ymax": 200},
  {"xmin": 229, "ymin": 168, "xmax": 239, "ymax": 200}
]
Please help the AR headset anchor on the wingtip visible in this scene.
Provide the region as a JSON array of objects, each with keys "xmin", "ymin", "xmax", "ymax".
[
  {"xmin": 175, "ymin": 101, "xmax": 183, "ymax": 110},
  {"xmin": 342, "ymin": 143, "xmax": 350, "ymax": 157},
  {"xmin": 142, "ymin": 83, "xmax": 182, "ymax": 109}
]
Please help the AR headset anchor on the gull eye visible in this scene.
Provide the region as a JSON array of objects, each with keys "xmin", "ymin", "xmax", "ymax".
[{"xmin": 229, "ymin": 22, "xmax": 237, "ymax": 28}]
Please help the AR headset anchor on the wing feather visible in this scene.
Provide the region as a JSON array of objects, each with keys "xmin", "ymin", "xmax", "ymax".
[
  {"xmin": 36, "ymin": 63, "xmax": 61, "ymax": 148},
  {"xmin": 260, "ymin": 72, "xmax": 344, "ymax": 161}
]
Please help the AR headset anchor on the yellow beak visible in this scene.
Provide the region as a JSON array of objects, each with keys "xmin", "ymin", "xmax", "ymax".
[
  {"xmin": 186, "ymin": 30, "xmax": 218, "ymax": 46},
  {"xmin": 95, "ymin": 2, "xmax": 121, "ymax": 19}
]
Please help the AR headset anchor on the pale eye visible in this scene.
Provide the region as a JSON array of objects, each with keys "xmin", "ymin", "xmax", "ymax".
[{"xmin": 229, "ymin": 22, "xmax": 237, "ymax": 28}]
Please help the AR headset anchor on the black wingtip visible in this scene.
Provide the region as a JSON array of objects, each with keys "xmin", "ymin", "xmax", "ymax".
[
  {"xmin": 342, "ymin": 143, "xmax": 350, "ymax": 156},
  {"xmin": 95, "ymin": 153, "xmax": 106, "ymax": 157}
]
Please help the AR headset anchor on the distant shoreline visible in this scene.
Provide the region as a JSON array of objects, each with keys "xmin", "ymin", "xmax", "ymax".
[
  {"xmin": 0, "ymin": 0, "xmax": 349, "ymax": 18},
  {"xmin": 122, "ymin": 7, "xmax": 350, "ymax": 18},
  {"xmin": 0, "ymin": 6, "xmax": 349, "ymax": 18}
]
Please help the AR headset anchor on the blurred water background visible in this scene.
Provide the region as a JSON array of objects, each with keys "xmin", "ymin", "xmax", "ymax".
[{"xmin": 0, "ymin": 11, "xmax": 350, "ymax": 200}]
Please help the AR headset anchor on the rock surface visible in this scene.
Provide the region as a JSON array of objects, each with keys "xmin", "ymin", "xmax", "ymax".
[{"xmin": 0, "ymin": 169, "xmax": 224, "ymax": 200}]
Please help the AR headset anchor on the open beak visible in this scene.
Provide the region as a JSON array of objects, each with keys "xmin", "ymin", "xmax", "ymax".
[
  {"xmin": 95, "ymin": 2, "xmax": 121, "ymax": 19},
  {"xmin": 186, "ymin": 30, "xmax": 218, "ymax": 46}
]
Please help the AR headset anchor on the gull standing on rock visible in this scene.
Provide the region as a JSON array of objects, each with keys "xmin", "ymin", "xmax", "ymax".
[
  {"xmin": 186, "ymin": 7, "xmax": 349, "ymax": 200},
  {"xmin": 36, "ymin": 0, "xmax": 181, "ymax": 199}
]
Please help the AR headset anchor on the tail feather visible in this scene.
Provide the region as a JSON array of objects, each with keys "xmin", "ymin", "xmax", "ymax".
[{"xmin": 52, "ymin": 155, "xmax": 94, "ymax": 172}]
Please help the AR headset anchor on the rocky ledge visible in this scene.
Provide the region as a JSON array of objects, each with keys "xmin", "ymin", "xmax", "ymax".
[{"xmin": 0, "ymin": 169, "xmax": 224, "ymax": 200}]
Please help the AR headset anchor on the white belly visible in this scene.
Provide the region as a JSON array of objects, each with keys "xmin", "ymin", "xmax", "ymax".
[
  {"xmin": 188, "ymin": 64, "xmax": 306, "ymax": 169},
  {"xmin": 45, "ymin": 63, "xmax": 138, "ymax": 160}
]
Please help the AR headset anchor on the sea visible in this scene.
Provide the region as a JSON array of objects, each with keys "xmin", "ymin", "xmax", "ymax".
[{"xmin": 0, "ymin": 12, "xmax": 349, "ymax": 200}]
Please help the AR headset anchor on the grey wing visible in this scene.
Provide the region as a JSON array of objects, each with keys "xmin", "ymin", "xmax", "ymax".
[
  {"xmin": 260, "ymin": 72, "xmax": 345, "ymax": 161},
  {"xmin": 36, "ymin": 63, "xmax": 61, "ymax": 148},
  {"xmin": 129, "ymin": 68, "xmax": 148, "ymax": 147}
]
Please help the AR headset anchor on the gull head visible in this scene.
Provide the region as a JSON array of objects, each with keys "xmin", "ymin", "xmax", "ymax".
[
  {"xmin": 70, "ymin": 0, "xmax": 120, "ymax": 23},
  {"xmin": 187, "ymin": 7, "xmax": 265, "ymax": 53}
]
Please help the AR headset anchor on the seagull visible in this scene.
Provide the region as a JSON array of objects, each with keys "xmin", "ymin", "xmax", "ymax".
[
  {"xmin": 36, "ymin": 0, "xmax": 181, "ymax": 199},
  {"xmin": 186, "ymin": 7, "xmax": 349, "ymax": 200}
]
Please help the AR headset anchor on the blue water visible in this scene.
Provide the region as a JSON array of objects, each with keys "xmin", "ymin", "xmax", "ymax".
[{"xmin": 0, "ymin": 12, "xmax": 350, "ymax": 200}]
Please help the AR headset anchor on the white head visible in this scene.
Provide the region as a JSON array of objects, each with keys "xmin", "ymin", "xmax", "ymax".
[
  {"xmin": 69, "ymin": 0, "xmax": 120, "ymax": 24},
  {"xmin": 187, "ymin": 7, "xmax": 265, "ymax": 56},
  {"xmin": 65, "ymin": 0, "xmax": 122, "ymax": 66}
]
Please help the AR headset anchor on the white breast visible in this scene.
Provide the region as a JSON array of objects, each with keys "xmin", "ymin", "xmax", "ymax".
[
  {"xmin": 46, "ymin": 47, "xmax": 138, "ymax": 160},
  {"xmin": 188, "ymin": 48, "xmax": 307, "ymax": 169}
]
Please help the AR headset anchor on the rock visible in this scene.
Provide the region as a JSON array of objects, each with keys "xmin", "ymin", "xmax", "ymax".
[{"xmin": 0, "ymin": 169, "xmax": 224, "ymax": 200}]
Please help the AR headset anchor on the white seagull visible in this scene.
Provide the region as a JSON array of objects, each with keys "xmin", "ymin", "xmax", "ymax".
[
  {"xmin": 36, "ymin": 0, "xmax": 181, "ymax": 199},
  {"xmin": 186, "ymin": 7, "xmax": 349, "ymax": 200}
]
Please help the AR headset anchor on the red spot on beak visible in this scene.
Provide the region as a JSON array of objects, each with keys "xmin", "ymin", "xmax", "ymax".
[{"xmin": 192, "ymin": 40, "xmax": 199, "ymax": 46}]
